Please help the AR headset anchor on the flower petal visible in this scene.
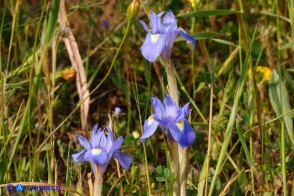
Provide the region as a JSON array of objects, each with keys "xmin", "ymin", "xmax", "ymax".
[
  {"xmin": 139, "ymin": 19, "xmax": 149, "ymax": 32},
  {"xmin": 114, "ymin": 151, "xmax": 132, "ymax": 169},
  {"xmin": 90, "ymin": 125, "xmax": 102, "ymax": 147},
  {"xmin": 72, "ymin": 149, "xmax": 87, "ymax": 162},
  {"xmin": 90, "ymin": 130, "xmax": 102, "ymax": 148},
  {"xmin": 110, "ymin": 136, "xmax": 123, "ymax": 155},
  {"xmin": 149, "ymin": 11, "xmax": 159, "ymax": 33},
  {"xmin": 141, "ymin": 32, "xmax": 166, "ymax": 62},
  {"xmin": 99, "ymin": 131, "xmax": 108, "ymax": 148},
  {"xmin": 106, "ymin": 127, "xmax": 114, "ymax": 152},
  {"xmin": 99, "ymin": 162, "xmax": 109, "ymax": 176},
  {"xmin": 75, "ymin": 134, "xmax": 90, "ymax": 149},
  {"xmin": 92, "ymin": 124, "xmax": 101, "ymax": 135},
  {"xmin": 91, "ymin": 130, "xmax": 107, "ymax": 149},
  {"xmin": 85, "ymin": 149, "xmax": 109, "ymax": 165},
  {"xmin": 157, "ymin": 11, "xmax": 165, "ymax": 18},
  {"xmin": 176, "ymin": 102, "xmax": 190, "ymax": 120},
  {"xmin": 163, "ymin": 94, "xmax": 179, "ymax": 118},
  {"xmin": 140, "ymin": 115, "xmax": 159, "ymax": 142},
  {"xmin": 176, "ymin": 28, "xmax": 196, "ymax": 49},
  {"xmin": 162, "ymin": 21, "xmax": 177, "ymax": 60},
  {"xmin": 151, "ymin": 97, "xmax": 165, "ymax": 118},
  {"xmin": 163, "ymin": 11, "xmax": 176, "ymax": 25},
  {"xmin": 169, "ymin": 119, "xmax": 196, "ymax": 148}
]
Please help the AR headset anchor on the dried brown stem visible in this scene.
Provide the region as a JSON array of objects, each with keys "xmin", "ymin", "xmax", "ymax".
[{"xmin": 58, "ymin": 0, "xmax": 90, "ymax": 130}]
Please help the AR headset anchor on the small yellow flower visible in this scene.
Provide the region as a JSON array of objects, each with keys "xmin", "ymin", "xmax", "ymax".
[
  {"xmin": 256, "ymin": 66, "xmax": 272, "ymax": 82},
  {"xmin": 189, "ymin": 0, "xmax": 196, "ymax": 8},
  {"xmin": 61, "ymin": 67, "xmax": 76, "ymax": 80}
]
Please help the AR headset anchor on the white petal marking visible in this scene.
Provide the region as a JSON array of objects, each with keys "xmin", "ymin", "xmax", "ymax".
[
  {"xmin": 151, "ymin": 34, "xmax": 160, "ymax": 43},
  {"xmin": 92, "ymin": 148, "xmax": 102, "ymax": 155},
  {"xmin": 176, "ymin": 120, "xmax": 184, "ymax": 132}
]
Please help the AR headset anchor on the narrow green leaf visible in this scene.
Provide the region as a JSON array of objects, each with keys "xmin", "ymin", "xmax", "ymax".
[
  {"xmin": 177, "ymin": 10, "xmax": 242, "ymax": 18},
  {"xmin": 208, "ymin": 27, "xmax": 254, "ymax": 196},
  {"xmin": 40, "ymin": 143, "xmax": 54, "ymax": 152},
  {"xmin": 44, "ymin": 0, "xmax": 60, "ymax": 46},
  {"xmin": 236, "ymin": 120, "xmax": 252, "ymax": 166},
  {"xmin": 175, "ymin": 32, "xmax": 221, "ymax": 42},
  {"xmin": 269, "ymin": 70, "xmax": 294, "ymax": 147},
  {"xmin": 211, "ymin": 38, "xmax": 238, "ymax": 47}
]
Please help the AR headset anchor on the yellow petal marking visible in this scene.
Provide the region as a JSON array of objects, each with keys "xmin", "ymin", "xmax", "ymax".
[
  {"xmin": 151, "ymin": 34, "xmax": 160, "ymax": 43},
  {"xmin": 176, "ymin": 120, "xmax": 184, "ymax": 132},
  {"xmin": 92, "ymin": 148, "xmax": 102, "ymax": 155},
  {"xmin": 148, "ymin": 116, "xmax": 154, "ymax": 125}
]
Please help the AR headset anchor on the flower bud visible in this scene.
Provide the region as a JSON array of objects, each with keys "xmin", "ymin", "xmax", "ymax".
[{"xmin": 127, "ymin": 0, "xmax": 139, "ymax": 21}]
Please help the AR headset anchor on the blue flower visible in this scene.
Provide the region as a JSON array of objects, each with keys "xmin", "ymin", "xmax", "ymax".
[
  {"xmin": 140, "ymin": 94, "xmax": 196, "ymax": 148},
  {"xmin": 101, "ymin": 19, "xmax": 109, "ymax": 28},
  {"xmin": 139, "ymin": 11, "xmax": 196, "ymax": 62},
  {"xmin": 72, "ymin": 124, "xmax": 132, "ymax": 175}
]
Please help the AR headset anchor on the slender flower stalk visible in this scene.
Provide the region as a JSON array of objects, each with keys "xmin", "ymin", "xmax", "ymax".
[
  {"xmin": 166, "ymin": 60, "xmax": 188, "ymax": 196},
  {"xmin": 93, "ymin": 165, "xmax": 103, "ymax": 196}
]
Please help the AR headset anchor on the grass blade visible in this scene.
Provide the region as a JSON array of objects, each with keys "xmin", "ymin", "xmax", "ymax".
[
  {"xmin": 208, "ymin": 29, "xmax": 254, "ymax": 195},
  {"xmin": 177, "ymin": 10, "xmax": 242, "ymax": 18}
]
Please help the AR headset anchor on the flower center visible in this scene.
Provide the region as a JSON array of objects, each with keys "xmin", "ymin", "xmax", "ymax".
[
  {"xmin": 176, "ymin": 120, "xmax": 184, "ymax": 132},
  {"xmin": 151, "ymin": 34, "xmax": 160, "ymax": 43},
  {"xmin": 92, "ymin": 148, "xmax": 102, "ymax": 155}
]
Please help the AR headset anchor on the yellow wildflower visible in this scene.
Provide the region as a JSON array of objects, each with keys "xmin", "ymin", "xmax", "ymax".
[
  {"xmin": 189, "ymin": 0, "xmax": 196, "ymax": 8},
  {"xmin": 61, "ymin": 67, "xmax": 76, "ymax": 80},
  {"xmin": 256, "ymin": 66, "xmax": 272, "ymax": 82}
]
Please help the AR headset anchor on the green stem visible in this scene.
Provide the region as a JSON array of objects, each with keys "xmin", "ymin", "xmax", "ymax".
[
  {"xmin": 174, "ymin": 70, "xmax": 207, "ymax": 123},
  {"xmin": 132, "ymin": 75, "xmax": 151, "ymax": 195}
]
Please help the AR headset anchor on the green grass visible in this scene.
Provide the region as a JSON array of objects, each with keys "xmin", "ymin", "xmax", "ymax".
[{"xmin": 1, "ymin": 0, "xmax": 294, "ymax": 195}]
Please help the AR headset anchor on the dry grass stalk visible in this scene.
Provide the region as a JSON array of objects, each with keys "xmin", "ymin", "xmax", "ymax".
[{"xmin": 58, "ymin": 0, "xmax": 90, "ymax": 130}]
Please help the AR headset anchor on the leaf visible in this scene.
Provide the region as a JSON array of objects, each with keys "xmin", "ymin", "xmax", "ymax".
[
  {"xmin": 156, "ymin": 177, "xmax": 166, "ymax": 182},
  {"xmin": 211, "ymin": 38, "xmax": 238, "ymax": 47},
  {"xmin": 175, "ymin": 32, "xmax": 221, "ymax": 42},
  {"xmin": 269, "ymin": 70, "xmax": 294, "ymax": 147},
  {"xmin": 155, "ymin": 165, "xmax": 164, "ymax": 175},
  {"xmin": 164, "ymin": 168, "xmax": 171, "ymax": 178},
  {"xmin": 40, "ymin": 144, "xmax": 54, "ymax": 152},
  {"xmin": 236, "ymin": 121, "xmax": 252, "ymax": 166},
  {"xmin": 280, "ymin": 40, "xmax": 294, "ymax": 50},
  {"xmin": 177, "ymin": 10, "xmax": 242, "ymax": 18},
  {"xmin": 44, "ymin": 0, "xmax": 60, "ymax": 46}
]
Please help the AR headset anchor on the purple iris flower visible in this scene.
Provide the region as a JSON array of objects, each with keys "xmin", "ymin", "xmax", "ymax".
[
  {"xmin": 72, "ymin": 124, "xmax": 132, "ymax": 175},
  {"xmin": 139, "ymin": 11, "xmax": 196, "ymax": 62},
  {"xmin": 140, "ymin": 94, "xmax": 196, "ymax": 148}
]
